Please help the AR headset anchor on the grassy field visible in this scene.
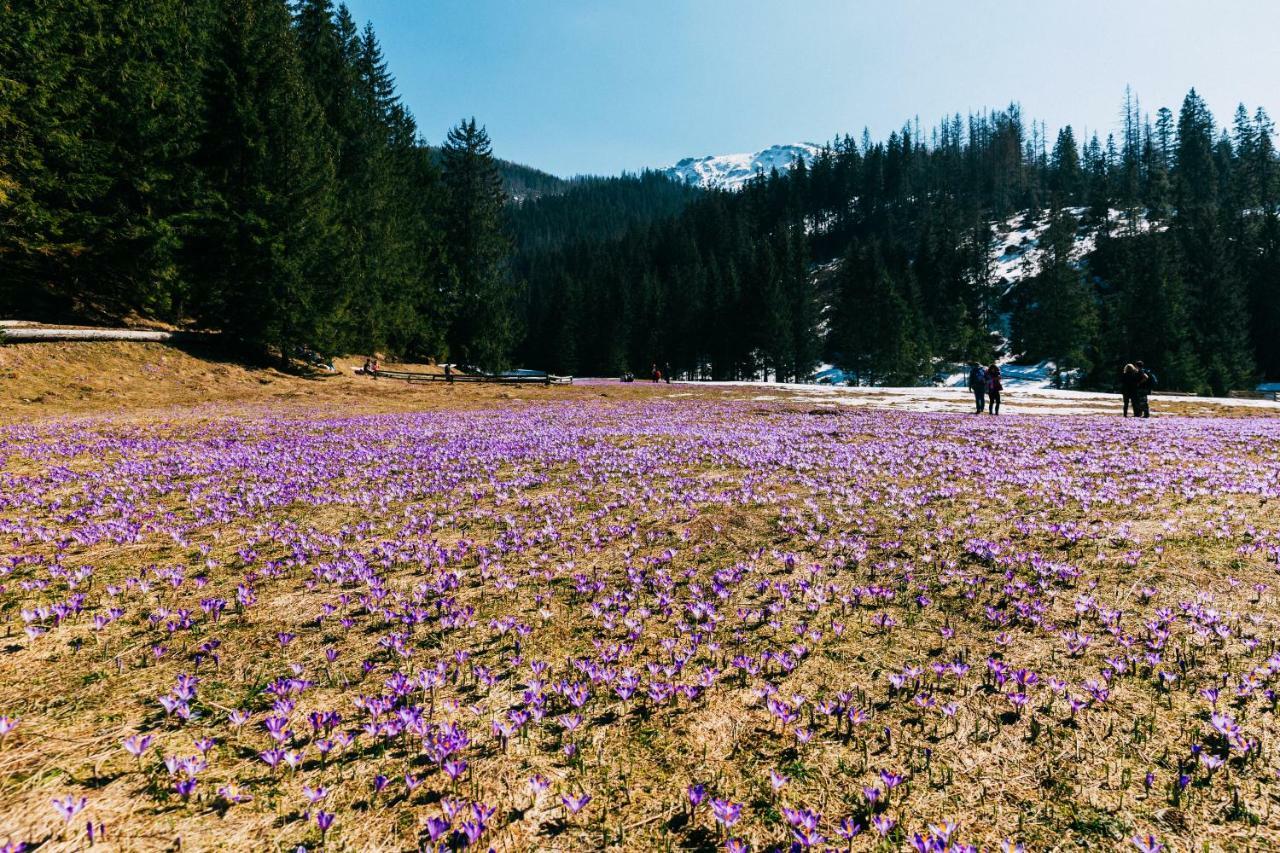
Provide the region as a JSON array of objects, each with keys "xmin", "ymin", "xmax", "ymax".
[{"xmin": 3, "ymin": 344, "xmax": 1280, "ymax": 851}]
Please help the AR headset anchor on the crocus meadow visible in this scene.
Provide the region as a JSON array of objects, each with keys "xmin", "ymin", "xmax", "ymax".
[{"xmin": 2, "ymin": 398, "xmax": 1280, "ymax": 850}]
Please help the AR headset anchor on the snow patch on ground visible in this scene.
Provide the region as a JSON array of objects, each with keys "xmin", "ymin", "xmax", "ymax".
[
  {"xmin": 940, "ymin": 360, "xmax": 1068, "ymax": 390},
  {"xmin": 674, "ymin": 378, "xmax": 1280, "ymax": 416}
]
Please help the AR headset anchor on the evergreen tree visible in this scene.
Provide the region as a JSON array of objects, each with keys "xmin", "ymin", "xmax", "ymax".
[
  {"xmin": 441, "ymin": 118, "xmax": 516, "ymax": 368},
  {"xmin": 1010, "ymin": 210, "xmax": 1096, "ymax": 375},
  {"xmin": 0, "ymin": 0, "xmax": 211, "ymax": 319},
  {"xmin": 188, "ymin": 0, "xmax": 339, "ymax": 359},
  {"xmin": 830, "ymin": 244, "xmax": 927, "ymax": 385},
  {"xmin": 784, "ymin": 226, "xmax": 820, "ymax": 380},
  {"xmin": 1173, "ymin": 89, "xmax": 1255, "ymax": 392},
  {"xmin": 1049, "ymin": 126, "xmax": 1081, "ymax": 203}
]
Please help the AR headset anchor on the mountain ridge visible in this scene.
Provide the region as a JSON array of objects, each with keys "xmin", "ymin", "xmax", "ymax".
[{"xmin": 659, "ymin": 142, "xmax": 822, "ymax": 190}]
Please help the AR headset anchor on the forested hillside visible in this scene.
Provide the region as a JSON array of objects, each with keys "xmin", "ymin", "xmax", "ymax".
[
  {"xmin": 431, "ymin": 150, "xmax": 567, "ymax": 202},
  {"xmin": 507, "ymin": 172, "xmax": 700, "ymax": 255},
  {"xmin": 0, "ymin": 0, "xmax": 519, "ymax": 366},
  {"xmin": 522, "ymin": 93, "xmax": 1280, "ymax": 394},
  {"xmin": 3, "ymin": 1, "xmax": 1277, "ymax": 393}
]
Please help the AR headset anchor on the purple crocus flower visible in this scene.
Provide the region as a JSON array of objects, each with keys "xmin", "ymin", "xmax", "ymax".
[
  {"xmin": 122, "ymin": 734, "xmax": 152, "ymax": 757},
  {"xmin": 710, "ymin": 799, "xmax": 741, "ymax": 827},
  {"xmin": 0, "ymin": 717, "xmax": 19, "ymax": 740},
  {"xmin": 51, "ymin": 795, "xmax": 87, "ymax": 823},
  {"xmin": 871, "ymin": 814, "xmax": 896, "ymax": 836},
  {"xmin": 425, "ymin": 816, "xmax": 450, "ymax": 842},
  {"xmin": 562, "ymin": 793, "xmax": 591, "ymax": 815}
]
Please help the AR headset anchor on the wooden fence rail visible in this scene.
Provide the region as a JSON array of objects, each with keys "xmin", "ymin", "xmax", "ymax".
[{"xmin": 362, "ymin": 369, "xmax": 572, "ymax": 386}]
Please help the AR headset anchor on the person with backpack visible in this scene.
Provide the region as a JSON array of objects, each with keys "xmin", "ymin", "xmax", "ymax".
[
  {"xmin": 967, "ymin": 362, "xmax": 987, "ymax": 414},
  {"xmin": 985, "ymin": 364, "xmax": 1003, "ymax": 415},
  {"xmin": 1133, "ymin": 360, "xmax": 1156, "ymax": 418},
  {"xmin": 1120, "ymin": 363, "xmax": 1140, "ymax": 417}
]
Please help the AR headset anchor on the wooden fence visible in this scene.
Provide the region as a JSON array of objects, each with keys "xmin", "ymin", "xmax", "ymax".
[{"xmin": 362, "ymin": 369, "xmax": 571, "ymax": 386}]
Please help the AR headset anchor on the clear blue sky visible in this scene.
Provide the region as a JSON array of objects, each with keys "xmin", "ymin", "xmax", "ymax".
[{"xmin": 340, "ymin": 0, "xmax": 1280, "ymax": 177}]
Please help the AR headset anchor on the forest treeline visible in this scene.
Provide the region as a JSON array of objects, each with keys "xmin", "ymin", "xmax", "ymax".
[
  {"xmin": 1, "ymin": 0, "xmax": 519, "ymax": 365},
  {"xmin": 517, "ymin": 91, "xmax": 1280, "ymax": 394},
  {"xmin": 3, "ymin": 1, "xmax": 1278, "ymax": 392}
]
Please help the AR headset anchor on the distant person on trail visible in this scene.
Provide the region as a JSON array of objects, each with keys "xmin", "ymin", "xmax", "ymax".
[
  {"xmin": 1121, "ymin": 363, "xmax": 1140, "ymax": 417},
  {"xmin": 985, "ymin": 364, "xmax": 1003, "ymax": 415},
  {"xmin": 444, "ymin": 363, "xmax": 453, "ymax": 383},
  {"xmin": 664, "ymin": 362, "xmax": 672, "ymax": 384},
  {"xmin": 369, "ymin": 357, "xmax": 379, "ymax": 379},
  {"xmin": 651, "ymin": 363, "xmax": 661, "ymax": 383},
  {"xmin": 1133, "ymin": 360, "xmax": 1156, "ymax": 418},
  {"xmin": 967, "ymin": 362, "xmax": 987, "ymax": 414}
]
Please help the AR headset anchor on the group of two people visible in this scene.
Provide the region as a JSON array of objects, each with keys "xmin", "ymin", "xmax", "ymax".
[
  {"xmin": 967, "ymin": 362, "xmax": 1004, "ymax": 415},
  {"xmin": 1120, "ymin": 361, "xmax": 1157, "ymax": 418},
  {"xmin": 650, "ymin": 362, "xmax": 672, "ymax": 384},
  {"xmin": 968, "ymin": 359, "xmax": 1159, "ymax": 418}
]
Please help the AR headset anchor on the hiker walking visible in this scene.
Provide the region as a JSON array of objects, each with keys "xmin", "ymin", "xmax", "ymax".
[
  {"xmin": 1121, "ymin": 363, "xmax": 1140, "ymax": 417},
  {"xmin": 444, "ymin": 363, "xmax": 453, "ymax": 384},
  {"xmin": 663, "ymin": 362, "xmax": 672, "ymax": 384},
  {"xmin": 985, "ymin": 364, "xmax": 1003, "ymax": 415},
  {"xmin": 967, "ymin": 361, "xmax": 987, "ymax": 414},
  {"xmin": 1133, "ymin": 360, "xmax": 1156, "ymax": 418},
  {"xmin": 651, "ymin": 363, "xmax": 661, "ymax": 383}
]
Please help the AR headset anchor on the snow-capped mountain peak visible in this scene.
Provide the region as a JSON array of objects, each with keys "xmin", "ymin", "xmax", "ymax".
[{"xmin": 661, "ymin": 143, "xmax": 822, "ymax": 191}]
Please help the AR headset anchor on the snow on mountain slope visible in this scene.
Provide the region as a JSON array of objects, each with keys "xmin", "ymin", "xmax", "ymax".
[
  {"xmin": 989, "ymin": 207, "xmax": 1162, "ymax": 295},
  {"xmin": 661, "ymin": 143, "xmax": 822, "ymax": 191}
]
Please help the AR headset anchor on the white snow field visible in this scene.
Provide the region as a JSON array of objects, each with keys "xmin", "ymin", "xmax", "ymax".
[{"xmin": 669, "ymin": 379, "xmax": 1279, "ymax": 416}]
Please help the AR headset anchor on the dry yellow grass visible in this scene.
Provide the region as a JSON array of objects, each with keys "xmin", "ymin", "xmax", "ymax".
[
  {"xmin": 2, "ymin": 342, "xmax": 1280, "ymax": 852},
  {"xmin": 2, "ymin": 340, "xmax": 1276, "ymax": 423}
]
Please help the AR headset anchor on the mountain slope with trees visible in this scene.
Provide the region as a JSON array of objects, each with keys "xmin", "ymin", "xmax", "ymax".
[
  {"xmin": 2, "ymin": 1, "xmax": 1276, "ymax": 394},
  {"xmin": 521, "ymin": 92, "xmax": 1279, "ymax": 394}
]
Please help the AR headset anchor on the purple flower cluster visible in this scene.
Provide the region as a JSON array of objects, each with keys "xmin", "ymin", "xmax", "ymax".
[{"xmin": 2, "ymin": 400, "xmax": 1280, "ymax": 848}]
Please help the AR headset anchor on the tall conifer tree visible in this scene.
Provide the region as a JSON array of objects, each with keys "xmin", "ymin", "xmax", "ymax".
[
  {"xmin": 189, "ymin": 0, "xmax": 338, "ymax": 359},
  {"xmin": 441, "ymin": 118, "xmax": 516, "ymax": 368}
]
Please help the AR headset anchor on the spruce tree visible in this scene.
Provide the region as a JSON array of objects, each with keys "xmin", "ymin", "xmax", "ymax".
[
  {"xmin": 1049, "ymin": 126, "xmax": 1081, "ymax": 204},
  {"xmin": 0, "ymin": 0, "xmax": 107, "ymax": 314},
  {"xmin": 188, "ymin": 0, "xmax": 339, "ymax": 360},
  {"xmin": 441, "ymin": 118, "xmax": 516, "ymax": 369},
  {"xmin": 0, "ymin": 0, "xmax": 210, "ymax": 319},
  {"xmin": 1174, "ymin": 89, "xmax": 1255, "ymax": 393},
  {"xmin": 1010, "ymin": 209, "xmax": 1096, "ymax": 375}
]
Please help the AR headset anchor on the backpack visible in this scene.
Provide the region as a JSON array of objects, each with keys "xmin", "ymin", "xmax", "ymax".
[{"xmin": 1142, "ymin": 369, "xmax": 1157, "ymax": 390}]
